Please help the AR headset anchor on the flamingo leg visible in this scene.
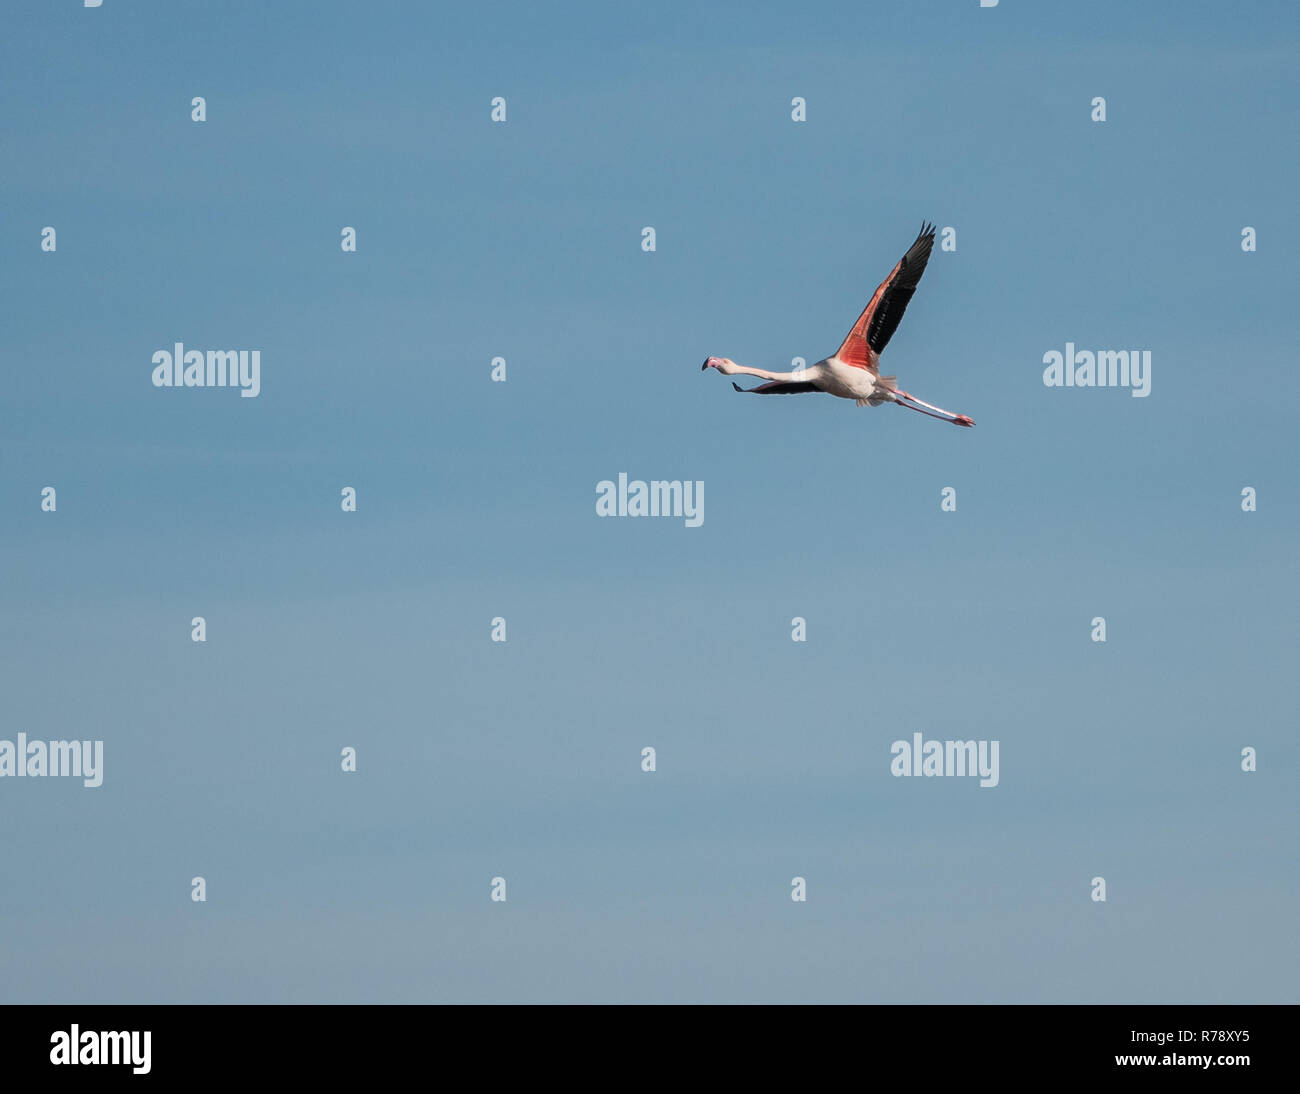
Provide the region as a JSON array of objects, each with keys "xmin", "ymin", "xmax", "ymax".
[{"xmin": 894, "ymin": 388, "xmax": 974, "ymax": 427}]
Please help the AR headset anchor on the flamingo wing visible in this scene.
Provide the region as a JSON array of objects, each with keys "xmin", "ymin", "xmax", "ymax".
[
  {"xmin": 834, "ymin": 222, "xmax": 937, "ymax": 369},
  {"xmin": 731, "ymin": 380, "xmax": 821, "ymax": 395}
]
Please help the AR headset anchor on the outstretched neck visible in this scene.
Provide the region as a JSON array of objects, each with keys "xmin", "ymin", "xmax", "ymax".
[{"xmin": 710, "ymin": 358, "xmax": 820, "ymax": 383}]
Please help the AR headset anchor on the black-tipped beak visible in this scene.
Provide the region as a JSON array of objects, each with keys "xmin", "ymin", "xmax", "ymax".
[{"xmin": 701, "ymin": 357, "xmax": 712, "ymax": 371}]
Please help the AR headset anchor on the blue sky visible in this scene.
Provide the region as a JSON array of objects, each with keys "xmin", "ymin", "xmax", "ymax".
[{"xmin": 1, "ymin": 0, "xmax": 1297, "ymax": 1002}]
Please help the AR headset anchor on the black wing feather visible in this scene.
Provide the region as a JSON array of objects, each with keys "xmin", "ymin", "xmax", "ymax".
[
  {"xmin": 866, "ymin": 222, "xmax": 936, "ymax": 354},
  {"xmin": 732, "ymin": 381, "xmax": 821, "ymax": 395}
]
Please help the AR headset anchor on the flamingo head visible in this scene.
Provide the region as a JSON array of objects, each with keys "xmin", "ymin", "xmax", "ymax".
[{"xmin": 701, "ymin": 356, "xmax": 735, "ymax": 373}]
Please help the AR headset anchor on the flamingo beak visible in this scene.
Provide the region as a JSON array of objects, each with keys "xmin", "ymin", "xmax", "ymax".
[{"xmin": 701, "ymin": 357, "xmax": 715, "ymax": 371}]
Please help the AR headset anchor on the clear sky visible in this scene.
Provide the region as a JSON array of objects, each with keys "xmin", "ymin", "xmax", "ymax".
[{"xmin": 1, "ymin": 0, "xmax": 1296, "ymax": 1002}]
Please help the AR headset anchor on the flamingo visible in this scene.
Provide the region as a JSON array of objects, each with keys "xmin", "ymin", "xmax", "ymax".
[{"xmin": 701, "ymin": 222, "xmax": 974, "ymax": 426}]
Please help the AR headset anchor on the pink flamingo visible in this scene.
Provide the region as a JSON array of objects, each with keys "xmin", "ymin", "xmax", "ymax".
[{"xmin": 702, "ymin": 223, "xmax": 974, "ymax": 426}]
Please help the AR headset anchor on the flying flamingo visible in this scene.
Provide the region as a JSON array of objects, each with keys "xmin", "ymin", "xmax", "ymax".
[{"xmin": 701, "ymin": 222, "xmax": 974, "ymax": 426}]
